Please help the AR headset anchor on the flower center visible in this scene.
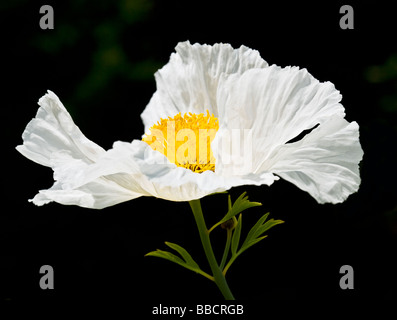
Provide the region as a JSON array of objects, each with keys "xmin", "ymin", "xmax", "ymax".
[{"xmin": 142, "ymin": 111, "xmax": 219, "ymax": 173}]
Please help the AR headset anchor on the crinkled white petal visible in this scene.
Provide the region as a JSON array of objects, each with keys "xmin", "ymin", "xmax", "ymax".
[
  {"xmin": 264, "ymin": 116, "xmax": 363, "ymax": 204},
  {"xmin": 16, "ymin": 90, "xmax": 105, "ymax": 167},
  {"xmin": 213, "ymin": 66, "xmax": 362, "ymax": 203},
  {"xmin": 31, "ymin": 178, "xmax": 143, "ymax": 209},
  {"xmin": 17, "ymin": 43, "xmax": 364, "ymax": 208},
  {"xmin": 59, "ymin": 140, "xmax": 278, "ymax": 203},
  {"xmin": 214, "ymin": 66, "xmax": 346, "ymax": 176},
  {"xmin": 17, "ymin": 91, "xmax": 146, "ymax": 209},
  {"xmin": 141, "ymin": 41, "xmax": 268, "ymax": 133}
]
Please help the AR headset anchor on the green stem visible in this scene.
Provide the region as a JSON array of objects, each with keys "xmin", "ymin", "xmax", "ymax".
[
  {"xmin": 223, "ymin": 254, "xmax": 239, "ymax": 276},
  {"xmin": 220, "ymin": 229, "xmax": 232, "ymax": 271},
  {"xmin": 189, "ymin": 199, "xmax": 235, "ymax": 300}
]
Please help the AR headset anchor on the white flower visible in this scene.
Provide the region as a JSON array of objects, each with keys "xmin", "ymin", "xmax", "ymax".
[{"xmin": 16, "ymin": 41, "xmax": 363, "ymax": 209}]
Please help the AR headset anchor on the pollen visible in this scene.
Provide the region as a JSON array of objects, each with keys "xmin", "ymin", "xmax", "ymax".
[{"xmin": 142, "ymin": 111, "xmax": 219, "ymax": 173}]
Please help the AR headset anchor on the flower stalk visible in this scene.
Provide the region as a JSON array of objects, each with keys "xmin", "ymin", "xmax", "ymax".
[
  {"xmin": 189, "ymin": 199, "xmax": 235, "ymax": 300},
  {"xmin": 219, "ymin": 228, "xmax": 232, "ymax": 271}
]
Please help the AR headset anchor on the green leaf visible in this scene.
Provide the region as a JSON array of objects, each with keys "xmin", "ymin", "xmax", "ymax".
[
  {"xmin": 209, "ymin": 192, "xmax": 262, "ymax": 232},
  {"xmin": 231, "ymin": 214, "xmax": 242, "ymax": 256},
  {"xmin": 146, "ymin": 249, "xmax": 186, "ymax": 267},
  {"xmin": 164, "ymin": 242, "xmax": 199, "ymax": 270},
  {"xmin": 223, "ymin": 211, "xmax": 284, "ymax": 275},
  {"xmin": 240, "ymin": 212, "xmax": 284, "ymax": 255},
  {"xmin": 244, "ymin": 212, "xmax": 270, "ymax": 245},
  {"xmin": 223, "ymin": 192, "xmax": 262, "ymax": 223},
  {"xmin": 228, "ymin": 194, "xmax": 232, "ymax": 211},
  {"xmin": 239, "ymin": 235, "xmax": 268, "ymax": 253},
  {"xmin": 146, "ymin": 242, "xmax": 214, "ymax": 281},
  {"xmin": 255, "ymin": 219, "xmax": 284, "ymax": 239}
]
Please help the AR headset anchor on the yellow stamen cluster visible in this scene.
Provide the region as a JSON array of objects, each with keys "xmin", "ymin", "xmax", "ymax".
[{"xmin": 142, "ymin": 111, "xmax": 219, "ymax": 173}]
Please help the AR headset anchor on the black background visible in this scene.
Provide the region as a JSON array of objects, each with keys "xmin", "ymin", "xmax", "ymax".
[{"xmin": 1, "ymin": 0, "xmax": 396, "ymax": 311}]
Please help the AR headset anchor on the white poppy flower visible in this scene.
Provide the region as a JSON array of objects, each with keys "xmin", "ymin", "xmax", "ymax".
[{"xmin": 16, "ymin": 41, "xmax": 363, "ymax": 209}]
